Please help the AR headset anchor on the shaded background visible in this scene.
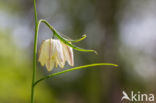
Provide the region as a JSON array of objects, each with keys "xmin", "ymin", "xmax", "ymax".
[{"xmin": 0, "ymin": 0, "xmax": 156, "ymax": 103}]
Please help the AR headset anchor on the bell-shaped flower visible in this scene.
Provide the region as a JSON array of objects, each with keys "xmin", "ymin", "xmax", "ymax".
[{"xmin": 38, "ymin": 38, "xmax": 74, "ymax": 71}]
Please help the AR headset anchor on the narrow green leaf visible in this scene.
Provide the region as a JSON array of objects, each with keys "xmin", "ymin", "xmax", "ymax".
[
  {"xmin": 68, "ymin": 34, "xmax": 87, "ymax": 43},
  {"xmin": 56, "ymin": 32, "xmax": 87, "ymax": 43},
  {"xmin": 34, "ymin": 63, "xmax": 118, "ymax": 86}
]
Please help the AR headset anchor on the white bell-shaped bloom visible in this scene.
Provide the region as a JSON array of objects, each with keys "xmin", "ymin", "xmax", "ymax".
[{"xmin": 38, "ymin": 38, "xmax": 74, "ymax": 71}]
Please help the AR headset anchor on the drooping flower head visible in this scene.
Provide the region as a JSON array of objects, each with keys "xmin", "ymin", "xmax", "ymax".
[{"xmin": 38, "ymin": 38, "xmax": 74, "ymax": 71}]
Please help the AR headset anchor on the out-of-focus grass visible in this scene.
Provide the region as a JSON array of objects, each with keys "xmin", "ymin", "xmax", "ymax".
[{"xmin": 0, "ymin": 30, "xmax": 58, "ymax": 103}]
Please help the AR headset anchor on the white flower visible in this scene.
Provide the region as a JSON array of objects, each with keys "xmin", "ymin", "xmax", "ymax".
[{"xmin": 38, "ymin": 38, "xmax": 74, "ymax": 71}]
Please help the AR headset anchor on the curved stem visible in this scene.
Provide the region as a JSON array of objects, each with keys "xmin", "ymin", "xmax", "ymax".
[
  {"xmin": 33, "ymin": 63, "xmax": 118, "ymax": 87},
  {"xmin": 31, "ymin": 0, "xmax": 38, "ymax": 103},
  {"xmin": 38, "ymin": 19, "xmax": 97, "ymax": 54}
]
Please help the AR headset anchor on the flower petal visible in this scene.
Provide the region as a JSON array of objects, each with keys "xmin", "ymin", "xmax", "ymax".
[
  {"xmin": 61, "ymin": 42, "xmax": 74, "ymax": 66},
  {"xmin": 45, "ymin": 58, "xmax": 55, "ymax": 71},
  {"xmin": 55, "ymin": 40, "xmax": 65, "ymax": 68},
  {"xmin": 38, "ymin": 40, "xmax": 50, "ymax": 66},
  {"xmin": 66, "ymin": 46, "xmax": 74, "ymax": 66}
]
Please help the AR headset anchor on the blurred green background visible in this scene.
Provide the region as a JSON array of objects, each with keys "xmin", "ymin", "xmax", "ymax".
[{"xmin": 0, "ymin": 0, "xmax": 156, "ymax": 103}]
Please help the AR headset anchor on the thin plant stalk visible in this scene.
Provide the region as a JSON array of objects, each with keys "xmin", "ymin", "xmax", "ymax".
[{"xmin": 31, "ymin": 0, "xmax": 38, "ymax": 103}]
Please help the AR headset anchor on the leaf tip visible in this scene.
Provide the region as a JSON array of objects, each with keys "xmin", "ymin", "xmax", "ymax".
[
  {"xmin": 94, "ymin": 51, "xmax": 98, "ymax": 55},
  {"xmin": 114, "ymin": 64, "xmax": 118, "ymax": 67},
  {"xmin": 82, "ymin": 34, "xmax": 87, "ymax": 38},
  {"xmin": 114, "ymin": 64, "xmax": 119, "ymax": 69}
]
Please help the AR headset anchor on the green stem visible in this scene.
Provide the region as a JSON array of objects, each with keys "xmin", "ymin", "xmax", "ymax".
[
  {"xmin": 31, "ymin": 0, "xmax": 38, "ymax": 103},
  {"xmin": 34, "ymin": 0, "xmax": 38, "ymax": 24},
  {"xmin": 33, "ymin": 63, "xmax": 118, "ymax": 87},
  {"xmin": 38, "ymin": 19, "xmax": 97, "ymax": 53}
]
